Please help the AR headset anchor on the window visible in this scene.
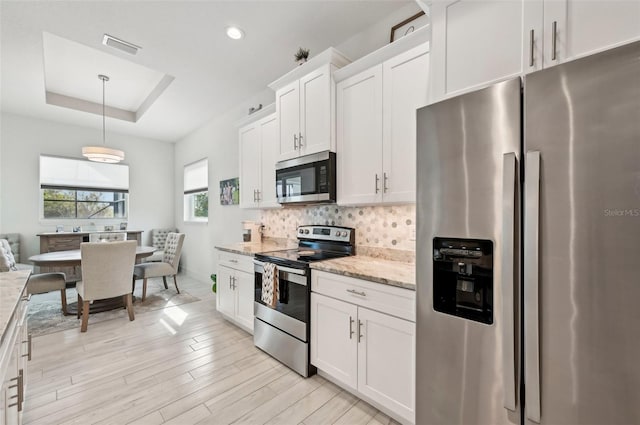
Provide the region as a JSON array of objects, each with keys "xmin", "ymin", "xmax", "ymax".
[
  {"xmin": 184, "ymin": 158, "xmax": 208, "ymax": 222},
  {"xmin": 39, "ymin": 155, "xmax": 129, "ymax": 220}
]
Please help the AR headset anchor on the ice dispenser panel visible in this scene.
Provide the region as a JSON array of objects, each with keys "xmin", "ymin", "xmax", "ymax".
[{"xmin": 433, "ymin": 238, "xmax": 493, "ymax": 324}]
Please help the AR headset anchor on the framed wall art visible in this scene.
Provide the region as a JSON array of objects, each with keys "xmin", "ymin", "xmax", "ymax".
[
  {"xmin": 220, "ymin": 177, "xmax": 239, "ymax": 205},
  {"xmin": 390, "ymin": 10, "xmax": 428, "ymax": 42}
]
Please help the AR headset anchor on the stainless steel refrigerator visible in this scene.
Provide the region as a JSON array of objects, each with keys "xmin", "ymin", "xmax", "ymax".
[{"xmin": 416, "ymin": 40, "xmax": 640, "ymax": 424}]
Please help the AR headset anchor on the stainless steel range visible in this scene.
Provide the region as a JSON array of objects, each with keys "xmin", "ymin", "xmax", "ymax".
[{"xmin": 253, "ymin": 225, "xmax": 355, "ymax": 377}]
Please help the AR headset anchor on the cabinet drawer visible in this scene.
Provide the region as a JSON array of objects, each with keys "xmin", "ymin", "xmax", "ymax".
[
  {"xmin": 217, "ymin": 251, "xmax": 253, "ymax": 273},
  {"xmin": 312, "ymin": 270, "xmax": 415, "ymax": 322},
  {"xmin": 48, "ymin": 236, "xmax": 82, "ymax": 251}
]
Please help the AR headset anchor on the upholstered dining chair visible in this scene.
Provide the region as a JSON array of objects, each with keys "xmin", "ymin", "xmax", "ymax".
[
  {"xmin": 1, "ymin": 237, "xmax": 69, "ymax": 315},
  {"xmin": 146, "ymin": 228, "xmax": 177, "ymax": 262},
  {"xmin": 89, "ymin": 232, "xmax": 127, "ymax": 242},
  {"xmin": 132, "ymin": 233, "xmax": 185, "ymax": 301},
  {"xmin": 77, "ymin": 240, "xmax": 137, "ymax": 332}
]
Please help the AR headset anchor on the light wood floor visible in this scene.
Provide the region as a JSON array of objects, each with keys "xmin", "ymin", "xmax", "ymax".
[{"xmin": 24, "ymin": 274, "xmax": 399, "ymax": 425}]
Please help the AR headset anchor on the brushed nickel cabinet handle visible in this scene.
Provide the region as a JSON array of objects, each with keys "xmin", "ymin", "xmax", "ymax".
[
  {"xmin": 298, "ymin": 132, "xmax": 304, "ymax": 148},
  {"xmin": 346, "ymin": 289, "xmax": 366, "ymax": 297},
  {"xmin": 529, "ymin": 29, "xmax": 535, "ymax": 67},
  {"xmin": 294, "ymin": 134, "xmax": 298, "ymax": 150},
  {"xmin": 357, "ymin": 320, "xmax": 364, "ymax": 343},
  {"xmin": 551, "ymin": 21, "xmax": 558, "ymax": 61},
  {"xmin": 383, "ymin": 172, "xmax": 389, "ymax": 193},
  {"xmin": 375, "ymin": 174, "xmax": 380, "ymax": 194},
  {"xmin": 349, "ymin": 316, "xmax": 354, "ymax": 339},
  {"xmin": 22, "ymin": 334, "xmax": 32, "ymax": 360}
]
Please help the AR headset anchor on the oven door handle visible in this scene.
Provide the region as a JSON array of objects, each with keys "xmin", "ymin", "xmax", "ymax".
[{"xmin": 253, "ymin": 260, "xmax": 307, "ymax": 276}]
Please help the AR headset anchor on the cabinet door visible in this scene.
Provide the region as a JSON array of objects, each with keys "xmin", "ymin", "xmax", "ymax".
[
  {"xmin": 430, "ymin": 0, "xmax": 527, "ymax": 100},
  {"xmin": 544, "ymin": 0, "xmax": 640, "ymax": 68},
  {"xmin": 357, "ymin": 307, "xmax": 415, "ymax": 424},
  {"xmin": 1, "ymin": 325, "xmax": 20, "ymax": 425},
  {"xmin": 258, "ymin": 114, "xmax": 279, "ymax": 208},
  {"xmin": 233, "ymin": 271, "xmax": 254, "ymax": 333},
  {"xmin": 382, "ymin": 43, "xmax": 429, "ymax": 204},
  {"xmin": 216, "ymin": 267, "xmax": 235, "ymax": 319},
  {"xmin": 239, "ymin": 123, "xmax": 261, "ymax": 208},
  {"xmin": 310, "ymin": 293, "xmax": 358, "ymax": 390},
  {"xmin": 336, "ymin": 65, "xmax": 383, "ymax": 206},
  {"xmin": 276, "ymin": 80, "xmax": 300, "ymax": 161},
  {"xmin": 299, "ymin": 64, "xmax": 333, "ymax": 156}
]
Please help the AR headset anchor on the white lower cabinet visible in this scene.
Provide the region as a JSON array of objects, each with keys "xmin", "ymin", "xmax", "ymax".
[
  {"xmin": 311, "ymin": 271, "xmax": 415, "ymax": 424},
  {"xmin": 216, "ymin": 251, "xmax": 254, "ymax": 333},
  {"xmin": 1, "ymin": 279, "xmax": 30, "ymax": 425}
]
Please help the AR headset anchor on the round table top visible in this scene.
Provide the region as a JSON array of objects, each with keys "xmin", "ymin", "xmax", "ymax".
[{"xmin": 29, "ymin": 245, "xmax": 156, "ymax": 266}]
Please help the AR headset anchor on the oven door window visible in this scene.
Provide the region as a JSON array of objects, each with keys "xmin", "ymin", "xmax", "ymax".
[
  {"xmin": 255, "ymin": 272, "xmax": 308, "ymax": 323},
  {"xmin": 276, "ymin": 166, "xmax": 316, "ymax": 198}
]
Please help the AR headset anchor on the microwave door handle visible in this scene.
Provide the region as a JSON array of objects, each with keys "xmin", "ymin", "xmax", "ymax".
[
  {"xmin": 524, "ymin": 151, "xmax": 541, "ymax": 423},
  {"xmin": 501, "ymin": 152, "xmax": 517, "ymax": 412}
]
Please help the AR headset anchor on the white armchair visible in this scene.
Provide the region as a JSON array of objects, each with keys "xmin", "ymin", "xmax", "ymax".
[
  {"xmin": 132, "ymin": 233, "xmax": 185, "ymax": 301},
  {"xmin": 77, "ymin": 240, "xmax": 137, "ymax": 332}
]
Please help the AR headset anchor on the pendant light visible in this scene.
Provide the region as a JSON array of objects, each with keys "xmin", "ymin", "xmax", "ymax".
[{"xmin": 82, "ymin": 74, "xmax": 125, "ymax": 163}]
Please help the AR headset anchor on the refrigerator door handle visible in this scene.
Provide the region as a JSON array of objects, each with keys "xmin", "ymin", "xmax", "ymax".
[
  {"xmin": 525, "ymin": 151, "xmax": 542, "ymax": 423},
  {"xmin": 501, "ymin": 152, "xmax": 517, "ymax": 412}
]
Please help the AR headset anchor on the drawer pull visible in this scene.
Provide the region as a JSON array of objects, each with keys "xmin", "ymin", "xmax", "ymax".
[
  {"xmin": 346, "ymin": 289, "xmax": 366, "ymax": 297},
  {"xmin": 358, "ymin": 320, "xmax": 364, "ymax": 343},
  {"xmin": 229, "ymin": 259, "xmax": 238, "ymax": 263}
]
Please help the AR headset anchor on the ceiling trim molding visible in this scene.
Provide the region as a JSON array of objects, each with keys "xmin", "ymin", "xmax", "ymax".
[{"xmin": 45, "ymin": 91, "xmax": 136, "ymax": 122}]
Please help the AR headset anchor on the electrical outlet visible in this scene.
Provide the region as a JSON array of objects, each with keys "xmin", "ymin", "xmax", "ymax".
[{"xmin": 409, "ymin": 226, "xmax": 416, "ymax": 241}]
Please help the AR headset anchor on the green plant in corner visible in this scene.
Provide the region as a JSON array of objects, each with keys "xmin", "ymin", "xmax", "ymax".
[
  {"xmin": 210, "ymin": 274, "xmax": 217, "ymax": 293},
  {"xmin": 294, "ymin": 47, "xmax": 310, "ymax": 64}
]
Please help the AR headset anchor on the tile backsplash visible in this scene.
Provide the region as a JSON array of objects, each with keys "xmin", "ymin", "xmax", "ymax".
[{"xmin": 261, "ymin": 204, "xmax": 416, "ymax": 251}]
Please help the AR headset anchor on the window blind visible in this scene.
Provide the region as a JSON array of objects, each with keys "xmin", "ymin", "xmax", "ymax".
[
  {"xmin": 39, "ymin": 155, "xmax": 129, "ymax": 192},
  {"xmin": 184, "ymin": 158, "xmax": 208, "ymax": 194}
]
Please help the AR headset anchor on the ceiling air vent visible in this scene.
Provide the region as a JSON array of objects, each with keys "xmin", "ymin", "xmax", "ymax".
[{"xmin": 102, "ymin": 34, "xmax": 141, "ymax": 55}]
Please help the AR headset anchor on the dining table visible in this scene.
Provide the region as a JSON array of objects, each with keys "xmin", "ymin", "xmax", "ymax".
[{"xmin": 29, "ymin": 245, "xmax": 156, "ymax": 314}]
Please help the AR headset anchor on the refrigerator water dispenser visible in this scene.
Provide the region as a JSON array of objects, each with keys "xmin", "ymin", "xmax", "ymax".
[{"xmin": 433, "ymin": 238, "xmax": 493, "ymax": 324}]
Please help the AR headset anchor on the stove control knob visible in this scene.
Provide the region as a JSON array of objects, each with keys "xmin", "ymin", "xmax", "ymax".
[
  {"xmin": 342, "ymin": 231, "xmax": 348, "ymax": 237},
  {"xmin": 304, "ymin": 229, "xmax": 310, "ymax": 234},
  {"xmin": 299, "ymin": 229, "xmax": 304, "ymax": 234}
]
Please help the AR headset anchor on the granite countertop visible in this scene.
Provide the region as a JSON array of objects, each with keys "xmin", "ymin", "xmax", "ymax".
[
  {"xmin": 0, "ymin": 270, "xmax": 31, "ymax": 345},
  {"xmin": 215, "ymin": 238, "xmax": 297, "ymax": 256},
  {"xmin": 310, "ymin": 255, "xmax": 415, "ymax": 291}
]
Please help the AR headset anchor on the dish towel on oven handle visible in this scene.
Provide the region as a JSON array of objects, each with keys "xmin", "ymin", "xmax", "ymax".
[{"xmin": 261, "ymin": 262, "xmax": 279, "ymax": 308}]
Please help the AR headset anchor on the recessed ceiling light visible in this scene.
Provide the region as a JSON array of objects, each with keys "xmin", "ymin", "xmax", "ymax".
[{"xmin": 226, "ymin": 26, "xmax": 245, "ymax": 40}]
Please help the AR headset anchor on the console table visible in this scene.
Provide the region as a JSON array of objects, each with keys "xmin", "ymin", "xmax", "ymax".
[{"xmin": 36, "ymin": 231, "xmax": 143, "ymax": 282}]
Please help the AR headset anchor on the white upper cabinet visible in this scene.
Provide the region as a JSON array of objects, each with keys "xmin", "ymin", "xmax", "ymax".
[
  {"xmin": 541, "ymin": 0, "xmax": 640, "ymax": 68},
  {"xmin": 337, "ymin": 42, "xmax": 429, "ymax": 206},
  {"xmin": 269, "ymin": 48, "xmax": 351, "ymax": 162},
  {"xmin": 382, "ymin": 44, "xmax": 429, "ymax": 204},
  {"xmin": 239, "ymin": 124, "xmax": 261, "ymax": 208},
  {"xmin": 430, "ymin": 0, "xmax": 527, "ymax": 100},
  {"xmin": 238, "ymin": 106, "xmax": 279, "ymax": 209},
  {"xmin": 337, "ymin": 65, "xmax": 384, "ymax": 206},
  {"xmin": 299, "ymin": 65, "xmax": 333, "ymax": 156},
  {"xmin": 431, "ymin": 0, "xmax": 640, "ymax": 100},
  {"xmin": 276, "ymin": 81, "xmax": 300, "ymax": 160}
]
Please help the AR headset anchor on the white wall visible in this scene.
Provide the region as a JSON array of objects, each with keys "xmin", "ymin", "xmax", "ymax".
[
  {"xmin": 335, "ymin": 2, "xmax": 423, "ymax": 61},
  {"xmin": 0, "ymin": 112, "xmax": 175, "ymax": 260},
  {"xmin": 173, "ymin": 89, "xmax": 274, "ymax": 282}
]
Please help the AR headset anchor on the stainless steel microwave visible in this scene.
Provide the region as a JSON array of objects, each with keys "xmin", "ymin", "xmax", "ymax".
[{"xmin": 275, "ymin": 151, "xmax": 336, "ymax": 204}]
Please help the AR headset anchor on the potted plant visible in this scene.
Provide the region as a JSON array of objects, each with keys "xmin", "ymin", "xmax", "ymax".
[
  {"xmin": 210, "ymin": 274, "xmax": 217, "ymax": 293},
  {"xmin": 294, "ymin": 47, "xmax": 310, "ymax": 65}
]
